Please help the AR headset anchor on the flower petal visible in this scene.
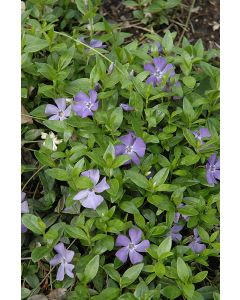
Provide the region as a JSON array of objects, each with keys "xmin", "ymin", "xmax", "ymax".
[
  {"xmin": 65, "ymin": 263, "xmax": 74, "ymax": 278},
  {"xmin": 146, "ymin": 75, "xmax": 157, "ymax": 86},
  {"xmin": 135, "ymin": 240, "xmax": 150, "ymax": 252},
  {"xmin": 171, "ymin": 233, "xmax": 182, "ymax": 243},
  {"xmin": 171, "ymin": 224, "xmax": 183, "ymax": 234},
  {"xmin": 90, "ymin": 39, "xmax": 103, "ymax": 48},
  {"xmin": 21, "ymin": 223, "xmax": 27, "ymax": 233},
  {"xmin": 129, "ymin": 250, "xmax": 143, "ymax": 264},
  {"xmin": 214, "ymin": 170, "xmax": 220, "ymax": 180},
  {"xmin": 144, "ymin": 63, "xmax": 155, "ymax": 73},
  {"xmin": 199, "ymin": 128, "xmax": 211, "ymax": 138},
  {"xmin": 215, "ymin": 158, "xmax": 220, "ymax": 169},
  {"xmin": 115, "ymin": 144, "xmax": 126, "ymax": 156},
  {"xmin": 115, "ymin": 235, "xmax": 131, "ymax": 247},
  {"xmin": 82, "ymin": 169, "xmax": 100, "ymax": 185},
  {"xmin": 49, "ymin": 115, "xmax": 60, "ymax": 120},
  {"xmin": 94, "ymin": 177, "xmax": 109, "ymax": 193},
  {"xmin": 89, "ymin": 90, "xmax": 97, "ymax": 103},
  {"xmin": 115, "ymin": 247, "xmax": 129, "ymax": 263},
  {"xmin": 129, "ymin": 228, "xmax": 142, "ymax": 244},
  {"xmin": 119, "ymin": 133, "xmax": 134, "ymax": 146},
  {"xmin": 80, "ymin": 192, "xmax": 104, "ymax": 210},
  {"xmin": 64, "ymin": 249, "xmax": 74, "ymax": 263},
  {"xmin": 208, "ymin": 153, "xmax": 217, "ymax": 165},
  {"xmin": 21, "ymin": 200, "xmax": 29, "ymax": 213},
  {"xmin": 153, "ymin": 57, "xmax": 167, "ymax": 71},
  {"xmin": 189, "ymin": 241, "xmax": 206, "ymax": 254},
  {"xmin": 73, "ymin": 189, "xmax": 89, "ymax": 201},
  {"xmin": 56, "ymin": 263, "xmax": 65, "ymax": 281},
  {"xmin": 50, "ymin": 254, "xmax": 62, "ymax": 266},
  {"xmin": 130, "ymin": 152, "xmax": 140, "ymax": 165},
  {"xmin": 162, "ymin": 63, "xmax": 174, "ymax": 76},
  {"xmin": 45, "ymin": 104, "xmax": 59, "ymax": 116},
  {"xmin": 21, "ymin": 192, "xmax": 26, "ymax": 202},
  {"xmin": 64, "ymin": 105, "xmax": 72, "ymax": 117},
  {"xmin": 74, "ymin": 92, "xmax": 89, "ymax": 102},
  {"xmin": 132, "ymin": 137, "xmax": 146, "ymax": 157},
  {"xmin": 91, "ymin": 101, "xmax": 99, "ymax": 111},
  {"xmin": 54, "ymin": 242, "xmax": 65, "ymax": 256},
  {"xmin": 55, "ymin": 98, "xmax": 66, "ymax": 111},
  {"xmin": 206, "ymin": 171, "xmax": 217, "ymax": 185}
]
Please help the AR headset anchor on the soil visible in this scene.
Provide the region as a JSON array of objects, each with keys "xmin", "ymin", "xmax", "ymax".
[{"xmin": 101, "ymin": 0, "xmax": 220, "ymax": 49}]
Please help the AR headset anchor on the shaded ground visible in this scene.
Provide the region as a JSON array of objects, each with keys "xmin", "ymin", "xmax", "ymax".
[{"xmin": 102, "ymin": 0, "xmax": 220, "ymax": 48}]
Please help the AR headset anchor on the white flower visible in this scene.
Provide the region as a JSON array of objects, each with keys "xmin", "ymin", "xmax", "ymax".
[{"xmin": 41, "ymin": 131, "xmax": 63, "ymax": 151}]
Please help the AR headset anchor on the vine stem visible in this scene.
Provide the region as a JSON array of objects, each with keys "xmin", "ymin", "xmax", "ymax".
[
  {"xmin": 21, "ymin": 165, "xmax": 45, "ymax": 191},
  {"xmin": 177, "ymin": 0, "xmax": 196, "ymax": 46}
]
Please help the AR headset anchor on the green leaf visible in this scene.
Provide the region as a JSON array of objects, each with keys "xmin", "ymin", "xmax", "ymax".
[
  {"xmin": 154, "ymin": 261, "xmax": 166, "ymax": 278},
  {"xmin": 109, "ymin": 107, "xmax": 123, "ymax": 131},
  {"xmin": 72, "ymin": 175, "xmax": 94, "ymax": 190},
  {"xmin": 75, "ymin": 0, "xmax": 87, "ymax": 14},
  {"xmin": 125, "ymin": 170, "xmax": 149, "ymax": 189},
  {"xmin": 31, "ymin": 246, "xmax": 50, "ymax": 262},
  {"xmin": 180, "ymin": 154, "xmax": 200, "ymax": 166},
  {"xmin": 161, "ymin": 285, "xmax": 181, "ymax": 299},
  {"xmin": 103, "ymin": 264, "xmax": 120, "ymax": 282},
  {"xmin": 178, "ymin": 205, "xmax": 199, "ymax": 216},
  {"xmin": 183, "ymin": 76, "xmax": 196, "ymax": 88},
  {"xmin": 45, "ymin": 168, "xmax": 69, "ymax": 181},
  {"xmin": 177, "ymin": 257, "xmax": 190, "ymax": 282},
  {"xmin": 157, "ymin": 236, "xmax": 172, "ymax": 257},
  {"xmin": 92, "ymin": 288, "xmax": 120, "ymax": 300},
  {"xmin": 21, "ymin": 288, "xmax": 31, "ymax": 299},
  {"xmin": 35, "ymin": 151, "xmax": 56, "ymax": 167},
  {"xmin": 112, "ymin": 155, "xmax": 130, "ymax": 168},
  {"xmin": 43, "ymin": 120, "xmax": 68, "ymax": 133},
  {"xmin": 192, "ymin": 271, "xmax": 208, "ymax": 283},
  {"xmin": 183, "ymin": 97, "xmax": 195, "ymax": 123},
  {"xmin": 22, "ymin": 214, "xmax": 46, "ymax": 234},
  {"xmin": 121, "ymin": 263, "xmax": 144, "ymax": 288},
  {"xmin": 182, "ymin": 128, "xmax": 197, "ymax": 148},
  {"xmin": 103, "ymin": 143, "xmax": 115, "ymax": 166},
  {"xmin": 35, "ymin": 63, "xmax": 57, "ymax": 81},
  {"xmin": 58, "ymin": 45, "xmax": 75, "ymax": 70},
  {"xmin": 152, "ymin": 167, "xmax": 169, "ymax": 187},
  {"xmin": 119, "ymin": 201, "xmax": 139, "ymax": 214},
  {"xmin": 64, "ymin": 224, "xmax": 89, "ymax": 241},
  {"xmin": 84, "ymin": 255, "xmax": 100, "ymax": 283},
  {"xmin": 162, "ymin": 30, "xmax": 174, "ymax": 53},
  {"xmin": 24, "ymin": 35, "xmax": 48, "ymax": 53}
]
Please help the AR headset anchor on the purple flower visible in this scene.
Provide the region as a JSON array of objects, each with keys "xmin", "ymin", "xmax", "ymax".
[
  {"xmin": 50, "ymin": 242, "xmax": 75, "ymax": 281},
  {"xmin": 73, "ymin": 169, "xmax": 109, "ymax": 210},
  {"xmin": 206, "ymin": 153, "xmax": 220, "ymax": 185},
  {"xmin": 189, "ymin": 229, "xmax": 206, "ymax": 254},
  {"xmin": 192, "ymin": 128, "xmax": 211, "ymax": 144},
  {"xmin": 168, "ymin": 224, "xmax": 183, "ymax": 243},
  {"xmin": 144, "ymin": 57, "xmax": 175, "ymax": 87},
  {"xmin": 115, "ymin": 228, "xmax": 150, "ymax": 264},
  {"xmin": 72, "ymin": 90, "xmax": 99, "ymax": 118},
  {"xmin": 21, "ymin": 192, "xmax": 29, "ymax": 233},
  {"xmin": 80, "ymin": 37, "xmax": 106, "ymax": 49},
  {"xmin": 115, "ymin": 132, "xmax": 146, "ymax": 165},
  {"xmin": 174, "ymin": 204, "xmax": 189, "ymax": 223},
  {"xmin": 45, "ymin": 98, "xmax": 71, "ymax": 121},
  {"xmin": 120, "ymin": 103, "xmax": 134, "ymax": 111}
]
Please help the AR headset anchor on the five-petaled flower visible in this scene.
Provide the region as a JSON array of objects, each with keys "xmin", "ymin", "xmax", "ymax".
[
  {"xmin": 72, "ymin": 90, "xmax": 99, "ymax": 118},
  {"xmin": 21, "ymin": 192, "xmax": 29, "ymax": 233},
  {"xmin": 188, "ymin": 229, "xmax": 206, "ymax": 254},
  {"xmin": 50, "ymin": 242, "xmax": 75, "ymax": 281},
  {"xmin": 115, "ymin": 132, "xmax": 146, "ymax": 165},
  {"xmin": 168, "ymin": 224, "xmax": 183, "ymax": 243},
  {"xmin": 144, "ymin": 57, "xmax": 175, "ymax": 87},
  {"xmin": 192, "ymin": 128, "xmax": 211, "ymax": 144},
  {"xmin": 115, "ymin": 228, "xmax": 150, "ymax": 264},
  {"xmin": 206, "ymin": 153, "xmax": 220, "ymax": 185},
  {"xmin": 45, "ymin": 98, "xmax": 71, "ymax": 120},
  {"xmin": 73, "ymin": 169, "xmax": 109, "ymax": 210}
]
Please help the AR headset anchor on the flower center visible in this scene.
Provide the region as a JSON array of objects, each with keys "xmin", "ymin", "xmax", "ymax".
[
  {"xmin": 154, "ymin": 70, "xmax": 164, "ymax": 79},
  {"xmin": 125, "ymin": 145, "xmax": 133, "ymax": 154},
  {"xmin": 58, "ymin": 110, "xmax": 65, "ymax": 117},
  {"xmin": 128, "ymin": 243, "xmax": 135, "ymax": 250},
  {"xmin": 209, "ymin": 165, "xmax": 216, "ymax": 172},
  {"xmin": 85, "ymin": 102, "xmax": 93, "ymax": 110}
]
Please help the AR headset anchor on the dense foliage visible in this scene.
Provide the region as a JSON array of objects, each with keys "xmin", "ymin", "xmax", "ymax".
[{"xmin": 21, "ymin": 1, "xmax": 220, "ymax": 299}]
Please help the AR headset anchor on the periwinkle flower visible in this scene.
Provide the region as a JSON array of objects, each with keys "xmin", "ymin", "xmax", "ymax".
[
  {"xmin": 45, "ymin": 98, "xmax": 71, "ymax": 121},
  {"xmin": 50, "ymin": 242, "xmax": 75, "ymax": 281},
  {"xmin": 115, "ymin": 228, "xmax": 150, "ymax": 264},
  {"xmin": 80, "ymin": 37, "xmax": 106, "ymax": 49},
  {"xmin": 144, "ymin": 57, "xmax": 175, "ymax": 87},
  {"xmin": 73, "ymin": 169, "xmax": 109, "ymax": 210},
  {"xmin": 120, "ymin": 103, "xmax": 134, "ymax": 111},
  {"xmin": 72, "ymin": 90, "xmax": 98, "ymax": 118},
  {"xmin": 21, "ymin": 192, "xmax": 29, "ymax": 233},
  {"xmin": 192, "ymin": 128, "xmax": 211, "ymax": 144},
  {"xmin": 115, "ymin": 132, "xmax": 146, "ymax": 165},
  {"xmin": 168, "ymin": 224, "xmax": 183, "ymax": 243},
  {"xmin": 189, "ymin": 229, "xmax": 206, "ymax": 254},
  {"xmin": 206, "ymin": 153, "xmax": 220, "ymax": 185}
]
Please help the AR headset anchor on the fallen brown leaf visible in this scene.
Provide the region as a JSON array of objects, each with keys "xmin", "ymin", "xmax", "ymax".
[
  {"xmin": 47, "ymin": 288, "xmax": 67, "ymax": 300},
  {"xmin": 28, "ymin": 295, "xmax": 48, "ymax": 300},
  {"xmin": 21, "ymin": 104, "xmax": 33, "ymax": 124}
]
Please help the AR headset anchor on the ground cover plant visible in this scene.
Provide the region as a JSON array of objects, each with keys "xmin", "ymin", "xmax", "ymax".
[{"xmin": 21, "ymin": 0, "xmax": 220, "ymax": 299}]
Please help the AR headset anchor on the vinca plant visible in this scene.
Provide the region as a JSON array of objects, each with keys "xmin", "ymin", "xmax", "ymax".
[{"xmin": 21, "ymin": 0, "xmax": 220, "ymax": 299}]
